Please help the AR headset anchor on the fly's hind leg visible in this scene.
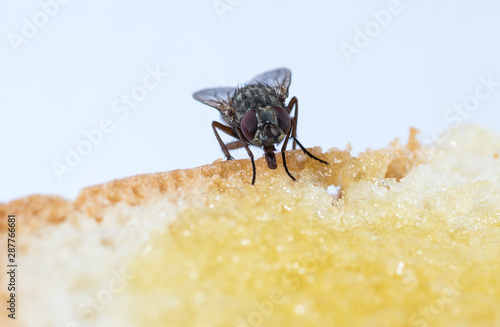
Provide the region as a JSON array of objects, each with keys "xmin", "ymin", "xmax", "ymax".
[
  {"xmin": 294, "ymin": 138, "xmax": 329, "ymax": 165},
  {"xmin": 286, "ymin": 96, "xmax": 298, "ymax": 150},
  {"xmin": 286, "ymin": 98, "xmax": 328, "ymax": 165}
]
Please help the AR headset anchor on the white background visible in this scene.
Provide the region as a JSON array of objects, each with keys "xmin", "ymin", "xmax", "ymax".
[{"xmin": 1, "ymin": 0, "xmax": 500, "ymax": 202}]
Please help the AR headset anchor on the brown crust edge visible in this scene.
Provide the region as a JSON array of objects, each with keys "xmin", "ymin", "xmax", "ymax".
[{"xmin": 0, "ymin": 130, "xmax": 421, "ymax": 233}]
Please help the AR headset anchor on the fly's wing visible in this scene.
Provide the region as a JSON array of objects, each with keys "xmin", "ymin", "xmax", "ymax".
[
  {"xmin": 247, "ymin": 68, "xmax": 292, "ymax": 101},
  {"xmin": 192, "ymin": 87, "xmax": 236, "ymax": 115}
]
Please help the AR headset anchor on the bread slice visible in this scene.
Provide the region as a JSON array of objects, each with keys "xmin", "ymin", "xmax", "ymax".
[{"xmin": 1, "ymin": 125, "xmax": 499, "ymax": 326}]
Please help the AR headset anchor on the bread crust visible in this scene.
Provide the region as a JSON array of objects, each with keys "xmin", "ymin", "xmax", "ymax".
[{"xmin": 0, "ymin": 131, "xmax": 420, "ymax": 232}]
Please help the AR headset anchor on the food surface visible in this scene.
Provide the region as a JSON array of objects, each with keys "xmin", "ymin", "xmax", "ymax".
[{"xmin": 1, "ymin": 125, "xmax": 500, "ymax": 326}]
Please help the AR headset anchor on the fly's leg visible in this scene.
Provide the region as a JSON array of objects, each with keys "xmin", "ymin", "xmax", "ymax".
[
  {"xmin": 286, "ymin": 96, "xmax": 298, "ymax": 150},
  {"xmin": 212, "ymin": 121, "xmax": 256, "ymax": 184},
  {"xmin": 280, "ymin": 120, "xmax": 296, "ymax": 181},
  {"xmin": 286, "ymin": 97, "xmax": 328, "ymax": 165},
  {"xmin": 212, "ymin": 121, "xmax": 241, "ymax": 160},
  {"xmin": 235, "ymin": 128, "xmax": 257, "ymax": 185},
  {"xmin": 226, "ymin": 140, "xmax": 245, "ymax": 151},
  {"xmin": 294, "ymin": 138, "xmax": 329, "ymax": 165}
]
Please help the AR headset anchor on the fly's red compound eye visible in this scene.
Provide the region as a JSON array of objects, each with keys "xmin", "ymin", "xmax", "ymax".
[
  {"xmin": 241, "ymin": 109, "xmax": 258, "ymax": 141},
  {"xmin": 274, "ymin": 107, "xmax": 291, "ymax": 134}
]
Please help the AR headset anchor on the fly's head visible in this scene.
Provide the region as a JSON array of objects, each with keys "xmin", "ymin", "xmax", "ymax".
[
  {"xmin": 240, "ymin": 106, "xmax": 291, "ymax": 148},
  {"xmin": 240, "ymin": 105, "xmax": 291, "ymax": 170}
]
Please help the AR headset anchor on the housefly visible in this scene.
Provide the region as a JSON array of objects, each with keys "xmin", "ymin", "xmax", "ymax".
[{"xmin": 193, "ymin": 68, "xmax": 328, "ymax": 184}]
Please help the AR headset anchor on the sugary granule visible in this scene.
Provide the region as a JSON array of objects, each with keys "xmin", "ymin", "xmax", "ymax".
[{"xmin": 126, "ymin": 125, "xmax": 500, "ymax": 326}]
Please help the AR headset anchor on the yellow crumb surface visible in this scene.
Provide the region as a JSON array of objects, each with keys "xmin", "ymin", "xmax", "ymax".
[{"xmin": 126, "ymin": 126, "xmax": 500, "ymax": 326}]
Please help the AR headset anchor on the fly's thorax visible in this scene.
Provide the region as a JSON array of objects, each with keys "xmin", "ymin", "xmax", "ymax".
[{"xmin": 233, "ymin": 84, "xmax": 283, "ymax": 118}]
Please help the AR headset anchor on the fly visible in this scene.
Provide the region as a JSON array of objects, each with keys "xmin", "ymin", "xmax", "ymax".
[{"xmin": 193, "ymin": 67, "xmax": 328, "ymax": 184}]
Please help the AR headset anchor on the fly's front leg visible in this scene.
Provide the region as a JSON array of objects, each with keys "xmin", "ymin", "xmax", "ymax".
[
  {"xmin": 235, "ymin": 128, "xmax": 257, "ymax": 185},
  {"xmin": 212, "ymin": 121, "xmax": 240, "ymax": 160},
  {"xmin": 212, "ymin": 121, "xmax": 256, "ymax": 184},
  {"xmin": 280, "ymin": 120, "xmax": 296, "ymax": 182}
]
